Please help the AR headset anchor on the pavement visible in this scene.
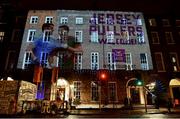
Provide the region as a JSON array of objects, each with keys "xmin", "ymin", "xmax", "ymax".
[
  {"xmin": 69, "ymin": 104, "xmax": 180, "ymax": 115},
  {"xmin": 1, "ymin": 105, "xmax": 180, "ymax": 118}
]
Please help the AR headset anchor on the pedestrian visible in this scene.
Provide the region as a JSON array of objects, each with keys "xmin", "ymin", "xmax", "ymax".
[{"xmin": 167, "ymin": 98, "xmax": 172, "ymax": 113}]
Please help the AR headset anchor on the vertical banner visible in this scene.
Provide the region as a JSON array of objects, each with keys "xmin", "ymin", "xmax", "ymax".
[
  {"xmin": 33, "ymin": 66, "xmax": 43, "ymax": 83},
  {"xmin": 112, "ymin": 49, "xmax": 126, "ymax": 62}
]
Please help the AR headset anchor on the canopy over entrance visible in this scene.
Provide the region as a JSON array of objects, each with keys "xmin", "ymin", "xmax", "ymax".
[{"xmin": 169, "ymin": 79, "xmax": 180, "ymax": 86}]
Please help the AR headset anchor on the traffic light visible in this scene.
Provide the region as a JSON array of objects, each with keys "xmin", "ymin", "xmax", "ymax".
[
  {"xmin": 98, "ymin": 69, "xmax": 108, "ymax": 81},
  {"xmin": 100, "ymin": 72, "xmax": 106, "ymax": 80},
  {"xmin": 135, "ymin": 79, "xmax": 143, "ymax": 86}
]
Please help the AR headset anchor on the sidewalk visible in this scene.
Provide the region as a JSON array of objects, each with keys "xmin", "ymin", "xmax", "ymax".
[{"xmin": 69, "ymin": 105, "xmax": 180, "ymax": 115}]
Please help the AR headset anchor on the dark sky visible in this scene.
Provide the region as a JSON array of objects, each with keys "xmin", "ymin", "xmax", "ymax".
[{"xmin": 17, "ymin": 0, "xmax": 177, "ymax": 15}]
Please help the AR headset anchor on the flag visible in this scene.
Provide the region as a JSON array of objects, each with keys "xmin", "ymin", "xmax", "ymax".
[
  {"xmin": 33, "ymin": 66, "xmax": 43, "ymax": 83},
  {"xmin": 112, "ymin": 49, "xmax": 126, "ymax": 62},
  {"xmin": 51, "ymin": 67, "xmax": 59, "ymax": 83}
]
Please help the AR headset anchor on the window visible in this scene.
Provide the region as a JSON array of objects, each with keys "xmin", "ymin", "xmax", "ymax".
[
  {"xmin": 140, "ymin": 53, "xmax": 149, "ymax": 70},
  {"xmin": 43, "ymin": 30, "xmax": 51, "ymax": 42},
  {"xmin": 27, "ymin": 29, "xmax": 36, "ymax": 42},
  {"xmin": 90, "ymin": 17, "xmax": 98, "ymax": 24},
  {"xmin": 151, "ymin": 32, "xmax": 159, "ymax": 44},
  {"xmin": 107, "ymin": 52, "xmax": 116, "ymax": 70},
  {"xmin": 60, "ymin": 17, "xmax": 68, "ymax": 24},
  {"xmin": 120, "ymin": 18, "xmax": 127, "ymax": 25},
  {"xmin": 90, "ymin": 31, "xmax": 98, "ymax": 42},
  {"xmin": 106, "ymin": 31, "xmax": 114, "ymax": 43},
  {"xmin": 75, "ymin": 31, "xmax": 83, "ymax": 42},
  {"xmin": 91, "ymin": 81, "xmax": 99, "ymax": 101},
  {"xmin": 11, "ymin": 29, "xmax": 23, "ymax": 42},
  {"xmin": 74, "ymin": 53, "xmax": 82, "ymax": 70},
  {"xmin": 162, "ymin": 19, "xmax": 170, "ymax": 27},
  {"xmin": 57, "ymin": 53, "xmax": 64, "ymax": 68},
  {"xmin": 165, "ymin": 32, "xmax": 174, "ymax": 44},
  {"xmin": 154, "ymin": 52, "xmax": 165, "ymax": 72},
  {"xmin": 106, "ymin": 18, "xmax": 114, "ymax": 25},
  {"xmin": 169, "ymin": 53, "xmax": 179, "ymax": 72},
  {"xmin": 5, "ymin": 51, "xmax": 17, "ymax": 70},
  {"xmin": 76, "ymin": 17, "xmax": 83, "ymax": 24},
  {"xmin": 125, "ymin": 53, "xmax": 132, "ymax": 70},
  {"xmin": 23, "ymin": 51, "xmax": 32, "ymax": 69},
  {"xmin": 136, "ymin": 19, "xmax": 142, "ymax": 25},
  {"xmin": 45, "ymin": 16, "xmax": 53, "ymax": 23},
  {"xmin": 40, "ymin": 52, "xmax": 48, "ymax": 67},
  {"xmin": 30, "ymin": 16, "xmax": 38, "ymax": 24},
  {"xmin": 137, "ymin": 32, "xmax": 144, "ymax": 44},
  {"xmin": 0, "ymin": 31, "xmax": 5, "ymax": 42},
  {"xmin": 121, "ymin": 31, "xmax": 129, "ymax": 40},
  {"xmin": 148, "ymin": 18, "xmax": 157, "ymax": 26},
  {"xmin": 175, "ymin": 20, "xmax": 180, "ymax": 27},
  {"xmin": 91, "ymin": 52, "xmax": 99, "ymax": 70},
  {"xmin": 108, "ymin": 82, "xmax": 117, "ymax": 102},
  {"xmin": 73, "ymin": 81, "xmax": 81, "ymax": 99}
]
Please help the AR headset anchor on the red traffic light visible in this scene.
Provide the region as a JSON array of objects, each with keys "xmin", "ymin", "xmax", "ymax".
[{"xmin": 100, "ymin": 73, "xmax": 106, "ymax": 80}]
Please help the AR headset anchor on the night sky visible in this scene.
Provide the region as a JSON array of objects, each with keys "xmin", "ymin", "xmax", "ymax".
[{"xmin": 16, "ymin": 0, "xmax": 177, "ymax": 15}]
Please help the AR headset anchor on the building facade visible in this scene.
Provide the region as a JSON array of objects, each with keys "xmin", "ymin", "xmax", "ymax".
[{"xmin": 17, "ymin": 10, "xmax": 154, "ymax": 107}]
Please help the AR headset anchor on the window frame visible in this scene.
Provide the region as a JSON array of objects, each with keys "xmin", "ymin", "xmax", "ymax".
[
  {"xmin": 75, "ymin": 17, "xmax": 83, "ymax": 24},
  {"xmin": 91, "ymin": 52, "xmax": 99, "ymax": 70},
  {"xmin": 30, "ymin": 16, "xmax": 38, "ymax": 24},
  {"xmin": 154, "ymin": 52, "xmax": 166, "ymax": 72}
]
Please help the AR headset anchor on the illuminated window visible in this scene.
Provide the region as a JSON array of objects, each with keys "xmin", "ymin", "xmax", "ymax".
[
  {"xmin": 165, "ymin": 32, "xmax": 175, "ymax": 44},
  {"xmin": 125, "ymin": 53, "xmax": 132, "ymax": 70},
  {"xmin": 140, "ymin": 53, "xmax": 149, "ymax": 70},
  {"xmin": 120, "ymin": 18, "xmax": 127, "ymax": 25},
  {"xmin": 43, "ymin": 30, "xmax": 51, "ymax": 42},
  {"xmin": 108, "ymin": 82, "xmax": 117, "ymax": 102},
  {"xmin": 40, "ymin": 52, "xmax": 48, "ymax": 67},
  {"xmin": 154, "ymin": 52, "xmax": 165, "ymax": 72},
  {"xmin": 91, "ymin": 52, "xmax": 99, "ymax": 70},
  {"xmin": 73, "ymin": 81, "xmax": 81, "ymax": 99},
  {"xmin": 106, "ymin": 18, "xmax": 114, "ymax": 25},
  {"xmin": 169, "ymin": 53, "xmax": 179, "ymax": 72},
  {"xmin": 91, "ymin": 81, "xmax": 99, "ymax": 101},
  {"xmin": 90, "ymin": 17, "xmax": 98, "ymax": 24},
  {"xmin": 0, "ymin": 31, "xmax": 5, "ymax": 42},
  {"xmin": 45, "ymin": 16, "xmax": 53, "ymax": 23},
  {"xmin": 23, "ymin": 51, "xmax": 32, "ymax": 69},
  {"xmin": 27, "ymin": 29, "xmax": 36, "ymax": 42},
  {"xmin": 148, "ymin": 18, "xmax": 157, "ymax": 26},
  {"xmin": 60, "ymin": 17, "xmax": 68, "ymax": 24},
  {"xmin": 74, "ymin": 53, "xmax": 82, "ymax": 70},
  {"xmin": 151, "ymin": 32, "xmax": 159, "ymax": 44},
  {"xmin": 107, "ymin": 52, "xmax": 116, "ymax": 70},
  {"xmin": 136, "ymin": 19, "xmax": 142, "ymax": 25},
  {"xmin": 121, "ymin": 31, "xmax": 129, "ymax": 40},
  {"xmin": 90, "ymin": 31, "xmax": 98, "ymax": 42},
  {"xmin": 137, "ymin": 32, "xmax": 144, "ymax": 44},
  {"xmin": 76, "ymin": 17, "xmax": 83, "ymax": 24},
  {"xmin": 106, "ymin": 31, "xmax": 114, "ymax": 43},
  {"xmin": 162, "ymin": 19, "xmax": 170, "ymax": 27},
  {"xmin": 175, "ymin": 20, "xmax": 180, "ymax": 27},
  {"xmin": 30, "ymin": 16, "xmax": 38, "ymax": 24},
  {"xmin": 75, "ymin": 30, "xmax": 83, "ymax": 42}
]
